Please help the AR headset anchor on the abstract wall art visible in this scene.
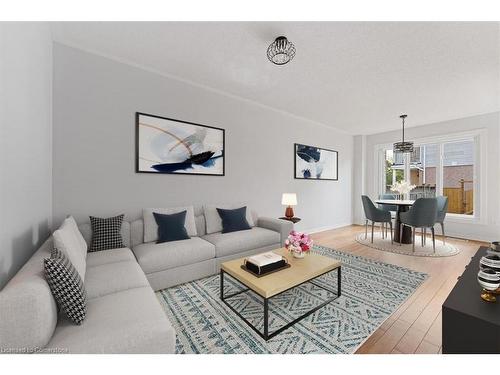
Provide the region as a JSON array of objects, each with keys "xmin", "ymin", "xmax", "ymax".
[
  {"xmin": 294, "ymin": 143, "xmax": 338, "ymax": 181},
  {"xmin": 136, "ymin": 112, "xmax": 225, "ymax": 176}
]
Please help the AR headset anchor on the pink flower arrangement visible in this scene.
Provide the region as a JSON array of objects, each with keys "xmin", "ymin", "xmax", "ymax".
[{"xmin": 284, "ymin": 230, "xmax": 313, "ymax": 254}]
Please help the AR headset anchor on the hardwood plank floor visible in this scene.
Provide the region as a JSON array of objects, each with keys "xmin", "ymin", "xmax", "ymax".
[{"xmin": 310, "ymin": 224, "xmax": 486, "ymax": 354}]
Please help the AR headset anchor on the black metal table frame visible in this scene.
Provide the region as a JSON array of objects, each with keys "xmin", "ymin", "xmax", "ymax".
[{"xmin": 220, "ymin": 266, "xmax": 341, "ymax": 341}]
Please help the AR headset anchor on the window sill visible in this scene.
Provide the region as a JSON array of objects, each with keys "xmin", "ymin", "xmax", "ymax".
[{"xmin": 446, "ymin": 214, "xmax": 482, "ymax": 224}]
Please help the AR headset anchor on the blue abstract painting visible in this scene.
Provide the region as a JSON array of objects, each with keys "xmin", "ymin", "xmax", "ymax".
[
  {"xmin": 136, "ymin": 113, "xmax": 225, "ymax": 176},
  {"xmin": 294, "ymin": 143, "xmax": 338, "ymax": 180}
]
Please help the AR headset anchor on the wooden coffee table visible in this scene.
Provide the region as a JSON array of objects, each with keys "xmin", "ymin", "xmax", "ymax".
[{"xmin": 220, "ymin": 248, "xmax": 341, "ymax": 341}]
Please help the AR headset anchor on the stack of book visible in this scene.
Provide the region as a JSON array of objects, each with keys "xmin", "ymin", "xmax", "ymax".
[{"xmin": 244, "ymin": 252, "xmax": 288, "ymax": 276}]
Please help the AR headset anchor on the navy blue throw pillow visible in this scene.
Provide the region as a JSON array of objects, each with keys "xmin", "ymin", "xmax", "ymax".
[
  {"xmin": 153, "ymin": 211, "xmax": 190, "ymax": 243},
  {"xmin": 216, "ymin": 206, "xmax": 251, "ymax": 234}
]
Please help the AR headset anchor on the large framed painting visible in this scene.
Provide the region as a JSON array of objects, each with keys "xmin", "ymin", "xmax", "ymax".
[
  {"xmin": 136, "ymin": 112, "xmax": 225, "ymax": 176},
  {"xmin": 294, "ymin": 143, "xmax": 338, "ymax": 181}
]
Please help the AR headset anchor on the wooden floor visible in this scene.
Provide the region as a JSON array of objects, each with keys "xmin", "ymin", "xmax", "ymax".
[{"xmin": 310, "ymin": 224, "xmax": 487, "ymax": 354}]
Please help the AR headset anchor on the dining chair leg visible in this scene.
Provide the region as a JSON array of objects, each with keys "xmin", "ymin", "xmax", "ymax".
[
  {"xmin": 381, "ymin": 223, "xmax": 384, "ymax": 239},
  {"xmin": 421, "ymin": 228, "xmax": 424, "ymax": 247},
  {"xmin": 365, "ymin": 220, "xmax": 368, "ymax": 239},
  {"xmin": 423, "ymin": 227, "xmax": 427, "ymax": 246},
  {"xmin": 399, "ymin": 224, "xmax": 403, "ymax": 246},
  {"xmin": 371, "ymin": 222, "xmax": 374, "ymax": 243},
  {"xmin": 440, "ymin": 222, "xmax": 445, "ymax": 245},
  {"xmin": 412, "ymin": 227, "xmax": 415, "ymax": 252},
  {"xmin": 431, "ymin": 227, "xmax": 436, "ymax": 252},
  {"xmin": 389, "ymin": 221, "xmax": 393, "ymax": 244}
]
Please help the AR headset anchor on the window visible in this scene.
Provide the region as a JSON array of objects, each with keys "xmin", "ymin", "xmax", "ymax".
[
  {"xmin": 442, "ymin": 141, "xmax": 474, "ymax": 215},
  {"xmin": 383, "ymin": 149, "xmax": 404, "ymax": 193},
  {"xmin": 377, "ymin": 135, "xmax": 479, "ymax": 218},
  {"xmin": 420, "ymin": 144, "xmax": 438, "ymax": 197}
]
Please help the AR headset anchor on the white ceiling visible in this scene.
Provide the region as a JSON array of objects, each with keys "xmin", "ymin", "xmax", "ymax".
[{"xmin": 51, "ymin": 22, "xmax": 500, "ymax": 135}]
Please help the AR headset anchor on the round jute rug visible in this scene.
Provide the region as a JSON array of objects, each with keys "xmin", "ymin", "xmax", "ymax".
[{"xmin": 355, "ymin": 232, "xmax": 460, "ymax": 257}]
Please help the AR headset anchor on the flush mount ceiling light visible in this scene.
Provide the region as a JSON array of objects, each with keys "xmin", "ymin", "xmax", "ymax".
[
  {"xmin": 267, "ymin": 36, "xmax": 296, "ymax": 65},
  {"xmin": 393, "ymin": 114, "xmax": 414, "ymax": 154}
]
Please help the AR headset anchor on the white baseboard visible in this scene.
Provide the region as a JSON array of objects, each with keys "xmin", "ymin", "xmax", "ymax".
[
  {"xmin": 303, "ymin": 221, "xmax": 492, "ymax": 243},
  {"xmin": 353, "ymin": 220, "xmax": 492, "ymax": 243},
  {"xmin": 439, "ymin": 230, "xmax": 492, "ymax": 244},
  {"xmin": 305, "ymin": 223, "xmax": 353, "ymax": 234}
]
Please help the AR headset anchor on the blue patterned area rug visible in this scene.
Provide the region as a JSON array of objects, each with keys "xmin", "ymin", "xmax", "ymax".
[{"xmin": 156, "ymin": 245, "xmax": 427, "ymax": 354}]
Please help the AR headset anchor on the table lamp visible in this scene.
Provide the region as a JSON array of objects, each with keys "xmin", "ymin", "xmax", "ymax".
[{"xmin": 281, "ymin": 193, "xmax": 297, "ymax": 219}]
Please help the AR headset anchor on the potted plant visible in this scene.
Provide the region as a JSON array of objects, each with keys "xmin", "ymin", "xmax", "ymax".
[{"xmin": 285, "ymin": 230, "xmax": 313, "ymax": 259}]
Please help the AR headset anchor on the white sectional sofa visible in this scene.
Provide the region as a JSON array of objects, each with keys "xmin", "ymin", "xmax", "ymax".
[{"xmin": 0, "ymin": 205, "xmax": 292, "ymax": 354}]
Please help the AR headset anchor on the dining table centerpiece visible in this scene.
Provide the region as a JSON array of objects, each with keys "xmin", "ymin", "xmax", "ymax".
[
  {"xmin": 285, "ymin": 230, "xmax": 313, "ymax": 259},
  {"xmin": 390, "ymin": 181, "xmax": 416, "ymax": 200}
]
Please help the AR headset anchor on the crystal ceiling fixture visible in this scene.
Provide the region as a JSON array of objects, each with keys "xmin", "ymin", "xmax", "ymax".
[
  {"xmin": 393, "ymin": 114, "xmax": 414, "ymax": 154},
  {"xmin": 267, "ymin": 36, "xmax": 296, "ymax": 65}
]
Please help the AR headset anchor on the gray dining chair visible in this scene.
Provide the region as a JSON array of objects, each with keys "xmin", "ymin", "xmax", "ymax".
[
  {"xmin": 361, "ymin": 195, "xmax": 393, "ymax": 244},
  {"xmin": 378, "ymin": 194, "xmax": 397, "ymax": 238},
  {"xmin": 436, "ymin": 196, "xmax": 448, "ymax": 245},
  {"xmin": 378, "ymin": 194, "xmax": 398, "ymax": 213},
  {"xmin": 399, "ymin": 198, "xmax": 438, "ymax": 252},
  {"xmin": 422, "ymin": 196, "xmax": 448, "ymax": 245}
]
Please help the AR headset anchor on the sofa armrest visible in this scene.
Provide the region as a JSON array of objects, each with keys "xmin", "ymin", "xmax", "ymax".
[{"xmin": 257, "ymin": 217, "xmax": 293, "ymax": 246}]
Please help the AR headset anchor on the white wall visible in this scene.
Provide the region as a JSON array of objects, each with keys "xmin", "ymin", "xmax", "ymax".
[
  {"xmin": 352, "ymin": 134, "xmax": 366, "ymax": 225},
  {"xmin": 52, "ymin": 44, "xmax": 353, "ymax": 233},
  {"xmin": 0, "ymin": 23, "xmax": 53, "ymax": 289},
  {"xmin": 354, "ymin": 112, "xmax": 500, "ymax": 242}
]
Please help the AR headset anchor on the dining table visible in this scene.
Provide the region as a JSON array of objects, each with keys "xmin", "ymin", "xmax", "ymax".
[{"xmin": 375, "ymin": 199, "xmax": 415, "ymax": 244}]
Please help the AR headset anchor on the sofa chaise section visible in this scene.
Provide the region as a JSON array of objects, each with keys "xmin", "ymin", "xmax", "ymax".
[
  {"xmin": 0, "ymin": 227, "xmax": 176, "ymax": 353},
  {"xmin": 46, "ymin": 286, "xmax": 175, "ymax": 354}
]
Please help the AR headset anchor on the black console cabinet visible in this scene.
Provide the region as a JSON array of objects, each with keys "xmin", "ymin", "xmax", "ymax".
[{"xmin": 442, "ymin": 246, "xmax": 500, "ymax": 354}]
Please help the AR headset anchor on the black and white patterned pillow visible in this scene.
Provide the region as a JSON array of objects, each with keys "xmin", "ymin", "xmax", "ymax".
[
  {"xmin": 44, "ymin": 248, "xmax": 87, "ymax": 325},
  {"xmin": 89, "ymin": 214, "xmax": 124, "ymax": 252}
]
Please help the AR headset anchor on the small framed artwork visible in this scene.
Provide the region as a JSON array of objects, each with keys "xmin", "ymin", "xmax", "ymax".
[
  {"xmin": 136, "ymin": 112, "xmax": 225, "ymax": 176},
  {"xmin": 294, "ymin": 143, "xmax": 338, "ymax": 181}
]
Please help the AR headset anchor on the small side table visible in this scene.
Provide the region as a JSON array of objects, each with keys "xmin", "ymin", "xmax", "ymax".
[{"xmin": 279, "ymin": 217, "xmax": 301, "ymax": 224}]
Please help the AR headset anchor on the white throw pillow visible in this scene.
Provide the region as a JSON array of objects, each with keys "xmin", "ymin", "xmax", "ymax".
[
  {"xmin": 204, "ymin": 204, "xmax": 255, "ymax": 234},
  {"xmin": 65, "ymin": 216, "xmax": 88, "ymax": 253},
  {"xmin": 52, "ymin": 217, "xmax": 87, "ymax": 281},
  {"xmin": 143, "ymin": 206, "xmax": 197, "ymax": 243}
]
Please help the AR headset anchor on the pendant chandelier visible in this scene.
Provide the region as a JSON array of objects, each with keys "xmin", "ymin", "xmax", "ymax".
[
  {"xmin": 267, "ymin": 36, "xmax": 296, "ymax": 65},
  {"xmin": 393, "ymin": 114, "xmax": 414, "ymax": 154}
]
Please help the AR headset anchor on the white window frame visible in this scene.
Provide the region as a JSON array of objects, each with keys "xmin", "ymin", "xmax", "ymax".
[{"xmin": 373, "ymin": 128, "xmax": 487, "ymax": 224}]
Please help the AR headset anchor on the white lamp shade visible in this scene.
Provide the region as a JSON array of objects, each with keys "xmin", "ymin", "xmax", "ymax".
[{"xmin": 281, "ymin": 193, "xmax": 297, "ymax": 206}]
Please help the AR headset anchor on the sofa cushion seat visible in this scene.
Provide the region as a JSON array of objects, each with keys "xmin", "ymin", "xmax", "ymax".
[
  {"xmin": 84, "ymin": 261, "xmax": 150, "ymax": 299},
  {"xmin": 132, "ymin": 237, "xmax": 215, "ymax": 274},
  {"xmin": 86, "ymin": 247, "xmax": 136, "ymax": 268},
  {"xmin": 46, "ymin": 287, "xmax": 176, "ymax": 353},
  {"xmin": 202, "ymin": 227, "xmax": 280, "ymax": 258}
]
